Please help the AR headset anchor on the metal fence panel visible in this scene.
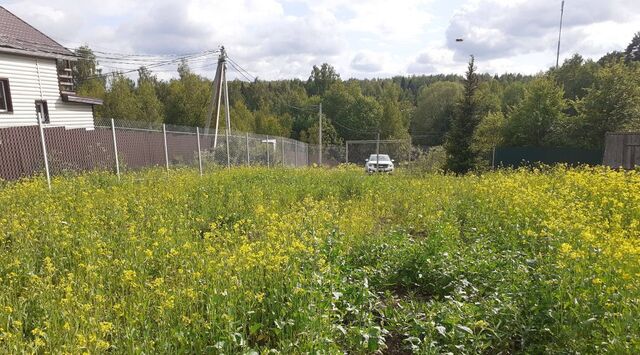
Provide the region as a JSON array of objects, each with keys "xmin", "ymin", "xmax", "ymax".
[
  {"xmin": 0, "ymin": 118, "xmax": 312, "ymax": 182},
  {"xmin": 495, "ymin": 147, "xmax": 603, "ymax": 168}
]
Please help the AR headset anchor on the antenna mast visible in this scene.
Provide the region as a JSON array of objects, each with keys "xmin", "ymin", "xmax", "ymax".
[{"xmin": 556, "ymin": 1, "xmax": 565, "ymax": 69}]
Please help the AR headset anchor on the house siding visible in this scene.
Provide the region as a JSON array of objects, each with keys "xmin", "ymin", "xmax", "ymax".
[{"xmin": 0, "ymin": 52, "xmax": 94, "ymax": 129}]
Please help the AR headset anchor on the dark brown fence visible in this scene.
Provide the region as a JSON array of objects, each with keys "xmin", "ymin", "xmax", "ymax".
[
  {"xmin": 0, "ymin": 122, "xmax": 312, "ymax": 182},
  {"xmin": 0, "ymin": 126, "xmax": 114, "ymax": 180}
]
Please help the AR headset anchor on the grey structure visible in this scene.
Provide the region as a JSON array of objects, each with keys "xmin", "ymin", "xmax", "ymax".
[{"xmin": 603, "ymin": 132, "xmax": 640, "ymax": 169}]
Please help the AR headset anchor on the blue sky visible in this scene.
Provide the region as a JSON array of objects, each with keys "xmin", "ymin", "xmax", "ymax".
[{"xmin": 2, "ymin": 0, "xmax": 639, "ymax": 80}]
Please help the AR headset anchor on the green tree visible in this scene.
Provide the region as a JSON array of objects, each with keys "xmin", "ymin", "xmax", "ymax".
[
  {"xmin": 102, "ymin": 74, "xmax": 141, "ymax": 120},
  {"xmin": 163, "ymin": 63, "xmax": 212, "ymax": 127},
  {"xmin": 306, "ymin": 63, "xmax": 340, "ymax": 96},
  {"xmin": 625, "ymin": 32, "xmax": 640, "ymax": 62},
  {"xmin": 341, "ymin": 96, "xmax": 383, "ymax": 140},
  {"xmin": 501, "ymin": 81, "xmax": 526, "ymax": 112},
  {"xmin": 136, "ymin": 71, "xmax": 164, "ymax": 122},
  {"xmin": 445, "ymin": 56, "xmax": 480, "ymax": 174},
  {"xmin": 254, "ymin": 109, "xmax": 292, "ymax": 137},
  {"xmin": 598, "ymin": 51, "xmax": 625, "ymax": 66},
  {"xmin": 411, "ymin": 81, "xmax": 463, "ymax": 146},
  {"xmin": 230, "ymin": 99, "xmax": 256, "ymax": 132},
  {"xmin": 76, "ymin": 77, "xmax": 106, "ymax": 117},
  {"xmin": 73, "ymin": 45, "xmax": 98, "ymax": 89},
  {"xmin": 472, "ymin": 111, "xmax": 506, "ymax": 157},
  {"xmin": 299, "ymin": 118, "xmax": 341, "ymax": 145},
  {"xmin": 552, "ymin": 54, "xmax": 598, "ymax": 100},
  {"xmin": 504, "ymin": 77, "xmax": 566, "ymax": 147},
  {"xmin": 573, "ymin": 61, "xmax": 640, "ymax": 148},
  {"xmin": 379, "ymin": 84, "xmax": 409, "ymax": 139},
  {"xmin": 476, "ymin": 80, "xmax": 503, "ymax": 117}
]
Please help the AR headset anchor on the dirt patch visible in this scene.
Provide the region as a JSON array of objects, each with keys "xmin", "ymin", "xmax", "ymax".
[{"xmin": 384, "ymin": 333, "xmax": 412, "ymax": 355}]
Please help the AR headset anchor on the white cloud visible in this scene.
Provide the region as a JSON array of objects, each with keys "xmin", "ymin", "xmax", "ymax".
[
  {"xmin": 408, "ymin": 47, "xmax": 459, "ymax": 74},
  {"xmin": 446, "ymin": 0, "xmax": 640, "ymax": 64},
  {"xmin": 2, "ymin": 0, "xmax": 639, "ymax": 79},
  {"xmin": 351, "ymin": 51, "xmax": 386, "ymax": 72}
]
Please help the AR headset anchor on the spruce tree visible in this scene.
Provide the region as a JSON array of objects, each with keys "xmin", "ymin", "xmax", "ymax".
[
  {"xmin": 444, "ymin": 56, "xmax": 480, "ymax": 174},
  {"xmin": 625, "ymin": 32, "xmax": 640, "ymax": 62}
]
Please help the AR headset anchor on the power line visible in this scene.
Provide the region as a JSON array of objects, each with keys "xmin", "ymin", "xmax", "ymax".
[
  {"xmin": 331, "ymin": 120, "xmax": 380, "ymax": 134},
  {"xmin": 81, "ymin": 50, "xmax": 217, "ymax": 82},
  {"xmin": 227, "ymin": 56, "xmax": 257, "ymax": 81},
  {"xmin": 227, "ymin": 61, "xmax": 254, "ymax": 82}
]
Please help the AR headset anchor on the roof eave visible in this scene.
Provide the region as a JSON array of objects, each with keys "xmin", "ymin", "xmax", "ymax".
[
  {"xmin": 61, "ymin": 93, "xmax": 103, "ymax": 106},
  {"xmin": 0, "ymin": 46, "xmax": 77, "ymax": 61}
]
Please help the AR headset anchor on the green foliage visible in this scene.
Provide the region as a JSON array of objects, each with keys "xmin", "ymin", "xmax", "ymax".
[
  {"xmin": 230, "ymin": 99, "xmax": 256, "ymax": 132},
  {"xmin": 379, "ymin": 85, "xmax": 409, "ymax": 139},
  {"xmin": 411, "ymin": 146, "xmax": 447, "ymax": 173},
  {"xmin": 475, "ymin": 80, "xmax": 503, "ymax": 117},
  {"xmin": 306, "ymin": 63, "xmax": 340, "ymax": 96},
  {"xmin": 77, "ymin": 30, "xmax": 640, "ymax": 160},
  {"xmin": 472, "ymin": 111, "xmax": 506, "ymax": 155},
  {"xmin": 137, "ymin": 77, "xmax": 164, "ymax": 123},
  {"xmin": 72, "ymin": 46, "xmax": 99, "ymax": 89},
  {"xmin": 501, "ymin": 81, "xmax": 526, "ymax": 112},
  {"xmin": 445, "ymin": 56, "xmax": 480, "ymax": 174},
  {"xmin": 254, "ymin": 109, "xmax": 292, "ymax": 137},
  {"xmin": 299, "ymin": 118, "xmax": 341, "ymax": 145},
  {"xmin": 625, "ymin": 31, "xmax": 640, "ymax": 62},
  {"xmin": 323, "ymin": 82, "xmax": 383, "ymax": 140},
  {"xmin": 102, "ymin": 74, "xmax": 141, "ymax": 120},
  {"xmin": 552, "ymin": 54, "xmax": 598, "ymax": 100},
  {"xmin": 412, "ymin": 81, "xmax": 463, "ymax": 146},
  {"xmin": 163, "ymin": 64, "xmax": 212, "ymax": 127},
  {"xmin": 504, "ymin": 77, "xmax": 566, "ymax": 147},
  {"xmin": 572, "ymin": 60, "xmax": 640, "ymax": 148}
]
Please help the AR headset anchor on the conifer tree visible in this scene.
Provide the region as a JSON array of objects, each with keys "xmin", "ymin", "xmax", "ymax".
[{"xmin": 445, "ymin": 56, "xmax": 480, "ymax": 174}]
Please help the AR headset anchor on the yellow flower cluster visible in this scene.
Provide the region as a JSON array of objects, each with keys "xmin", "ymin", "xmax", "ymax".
[{"xmin": 0, "ymin": 166, "xmax": 637, "ymax": 353}]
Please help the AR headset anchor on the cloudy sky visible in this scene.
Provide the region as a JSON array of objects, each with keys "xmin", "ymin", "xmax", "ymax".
[{"xmin": 3, "ymin": 0, "xmax": 639, "ymax": 80}]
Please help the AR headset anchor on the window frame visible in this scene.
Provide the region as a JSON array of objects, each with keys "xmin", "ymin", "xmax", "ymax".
[
  {"xmin": 35, "ymin": 100, "xmax": 50, "ymax": 124},
  {"xmin": 0, "ymin": 78, "xmax": 13, "ymax": 113}
]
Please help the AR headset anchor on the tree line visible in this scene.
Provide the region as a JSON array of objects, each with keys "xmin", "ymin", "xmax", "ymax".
[{"xmin": 74, "ymin": 32, "xmax": 640, "ymax": 172}]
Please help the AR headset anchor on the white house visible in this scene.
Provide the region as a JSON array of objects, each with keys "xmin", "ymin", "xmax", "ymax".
[{"xmin": 0, "ymin": 6, "xmax": 101, "ymax": 129}]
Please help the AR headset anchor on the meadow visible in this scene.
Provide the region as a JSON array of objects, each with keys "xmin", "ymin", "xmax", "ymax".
[{"xmin": 0, "ymin": 167, "xmax": 638, "ymax": 353}]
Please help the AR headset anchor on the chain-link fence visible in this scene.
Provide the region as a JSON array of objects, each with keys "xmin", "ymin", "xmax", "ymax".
[{"xmin": 0, "ymin": 118, "xmax": 313, "ymax": 186}]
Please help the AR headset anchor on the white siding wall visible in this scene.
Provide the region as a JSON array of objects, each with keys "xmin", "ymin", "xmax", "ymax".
[{"xmin": 0, "ymin": 52, "xmax": 95, "ymax": 129}]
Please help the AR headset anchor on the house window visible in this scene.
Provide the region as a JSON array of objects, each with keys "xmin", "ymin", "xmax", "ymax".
[
  {"xmin": 0, "ymin": 79, "xmax": 13, "ymax": 113},
  {"xmin": 35, "ymin": 100, "xmax": 49, "ymax": 124}
]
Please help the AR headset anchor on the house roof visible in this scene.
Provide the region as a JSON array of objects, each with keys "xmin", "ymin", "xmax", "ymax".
[{"xmin": 0, "ymin": 6, "xmax": 76, "ymax": 60}]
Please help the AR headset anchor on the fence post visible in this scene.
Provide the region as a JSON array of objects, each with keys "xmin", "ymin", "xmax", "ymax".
[
  {"xmin": 295, "ymin": 141, "xmax": 298, "ymax": 167},
  {"xmin": 345, "ymin": 142, "xmax": 349, "ymax": 164},
  {"xmin": 266, "ymin": 135, "xmax": 270, "ymax": 168},
  {"xmin": 196, "ymin": 127, "xmax": 203, "ymax": 176},
  {"xmin": 37, "ymin": 112, "xmax": 51, "ymax": 190},
  {"xmin": 163, "ymin": 124, "xmax": 169, "ymax": 173},
  {"xmin": 492, "ymin": 146, "xmax": 496, "ymax": 170},
  {"xmin": 111, "ymin": 118, "xmax": 120, "ymax": 180},
  {"xmin": 376, "ymin": 132, "xmax": 380, "ymax": 172},
  {"xmin": 225, "ymin": 129, "xmax": 230, "ymax": 169},
  {"xmin": 281, "ymin": 139, "xmax": 286, "ymax": 167},
  {"xmin": 246, "ymin": 132, "xmax": 250, "ymax": 166}
]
